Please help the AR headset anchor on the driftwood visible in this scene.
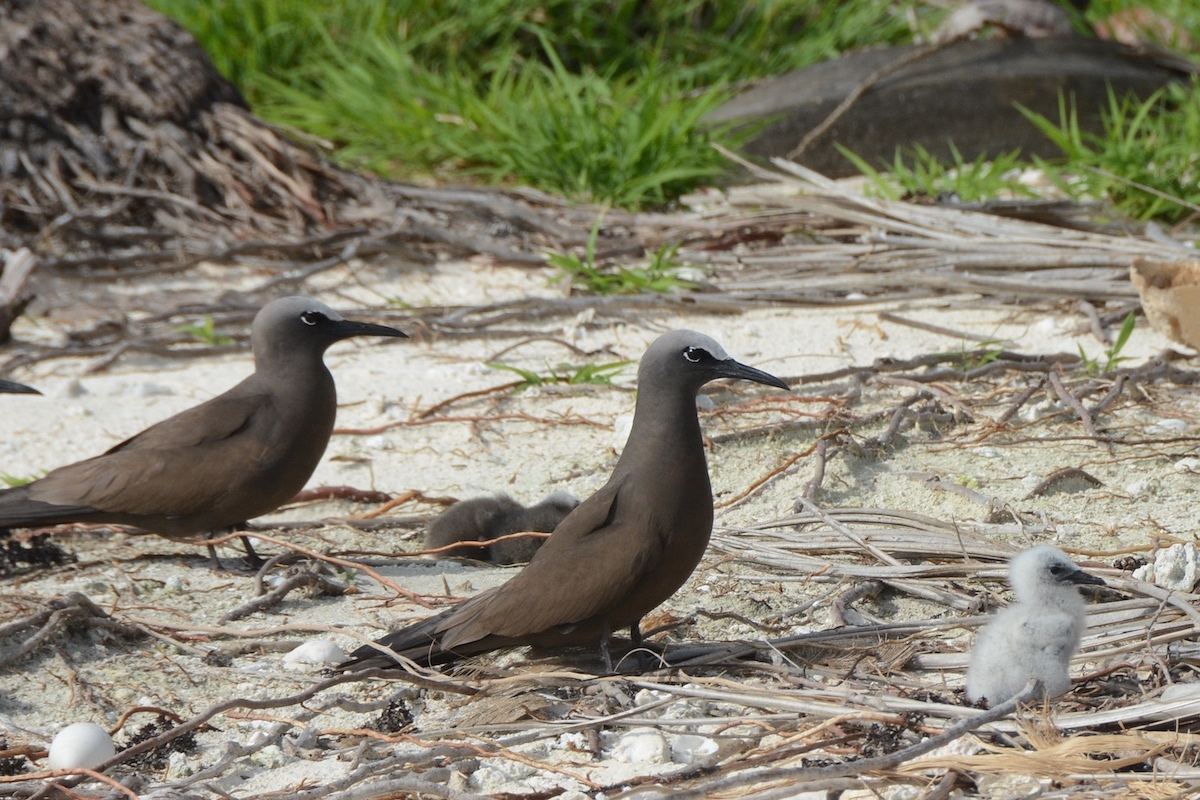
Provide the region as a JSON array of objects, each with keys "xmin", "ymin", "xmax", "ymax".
[
  {"xmin": 0, "ymin": 0, "xmax": 590, "ymax": 315},
  {"xmin": 0, "ymin": 249, "xmax": 35, "ymax": 343},
  {"xmin": 705, "ymin": 36, "xmax": 1196, "ymax": 177}
]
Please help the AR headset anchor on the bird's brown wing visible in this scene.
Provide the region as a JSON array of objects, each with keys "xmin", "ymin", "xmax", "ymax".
[
  {"xmin": 438, "ymin": 479, "xmax": 665, "ymax": 649},
  {"xmin": 102, "ymin": 389, "xmax": 264, "ymax": 453},
  {"xmin": 28, "ymin": 393, "xmax": 271, "ymax": 516}
]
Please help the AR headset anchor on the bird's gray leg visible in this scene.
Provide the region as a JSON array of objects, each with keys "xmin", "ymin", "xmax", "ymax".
[
  {"xmin": 629, "ymin": 621, "xmax": 650, "ymax": 672},
  {"xmin": 598, "ymin": 622, "xmax": 614, "ymax": 674},
  {"xmin": 237, "ymin": 531, "xmax": 264, "ymax": 569},
  {"xmin": 204, "ymin": 524, "xmax": 263, "ymax": 570},
  {"xmin": 204, "ymin": 540, "xmax": 224, "ymax": 571}
]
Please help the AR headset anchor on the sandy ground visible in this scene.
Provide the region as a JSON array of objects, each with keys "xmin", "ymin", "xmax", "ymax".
[{"xmin": 1, "ymin": 254, "xmax": 1197, "ymax": 797}]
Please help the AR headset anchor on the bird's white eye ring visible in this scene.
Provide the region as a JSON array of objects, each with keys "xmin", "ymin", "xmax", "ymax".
[
  {"xmin": 300, "ymin": 311, "xmax": 321, "ymax": 326},
  {"xmin": 684, "ymin": 347, "xmax": 703, "ymax": 363}
]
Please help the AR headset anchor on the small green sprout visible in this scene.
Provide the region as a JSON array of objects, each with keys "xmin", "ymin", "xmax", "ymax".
[{"xmin": 178, "ymin": 315, "xmax": 233, "ymax": 347}]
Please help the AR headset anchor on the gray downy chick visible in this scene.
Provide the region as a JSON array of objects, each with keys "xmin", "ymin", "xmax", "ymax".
[
  {"xmin": 424, "ymin": 492, "xmax": 580, "ymax": 565},
  {"xmin": 966, "ymin": 545, "xmax": 1105, "ymax": 706}
]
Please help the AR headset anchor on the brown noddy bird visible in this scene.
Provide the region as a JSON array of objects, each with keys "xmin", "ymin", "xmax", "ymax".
[
  {"xmin": 342, "ymin": 330, "xmax": 789, "ymax": 671},
  {"xmin": 0, "ymin": 296, "xmax": 406, "ymax": 565},
  {"xmin": 0, "ymin": 379, "xmax": 39, "ymax": 394},
  {"xmin": 424, "ymin": 491, "xmax": 580, "ymax": 565}
]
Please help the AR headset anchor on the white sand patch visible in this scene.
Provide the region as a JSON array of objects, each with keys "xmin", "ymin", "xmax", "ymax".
[{"xmin": 0, "ymin": 258, "xmax": 1194, "ymax": 794}]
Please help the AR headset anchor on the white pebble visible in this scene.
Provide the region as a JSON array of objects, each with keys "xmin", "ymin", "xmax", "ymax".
[
  {"xmin": 671, "ymin": 734, "xmax": 719, "ymax": 765},
  {"xmin": 1147, "ymin": 418, "xmax": 1189, "ymax": 434},
  {"xmin": 282, "ymin": 640, "xmax": 346, "ymax": 669},
  {"xmin": 1141, "ymin": 543, "xmax": 1200, "ymax": 592},
  {"xmin": 1132, "ymin": 563, "xmax": 1155, "ymax": 583},
  {"xmin": 611, "ymin": 729, "xmax": 670, "ymax": 764},
  {"xmin": 557, "ymin": 732, "xmax": 590, "ymax": 751},
  {"xmin": 912, "ymin": 734, "xmax": 981, "ymax": 763},
  {"xmin": 48, "ymin": 722, "xmax": 115, "ymax": 770},
  {"xmin": 364, "ymin": 434, "xmax": 391, "ymax": 451},
  {"xmin": 633, "ymin": 688, "xmax": 669, "ymax": 707},
  {"xmin": 1159, "ymin": 683, "xmax": 1200, "ymax": 703},
  {"xmin": 1125, "ymin": 478, "xmax": 1160, "ymax": 497},
  {"xmin": 1174, "ymin": 457, "xmax": 1200, "ymax": 473},
  {"xmin": 469, "ymin": 766, "xmax": 511, "ymax": 794},
  {"xmin": 1018, "ymin": 398, "xmax": 1060, "ymax": 423},
  {"xmin": 468, "ymin": 759, "xmax": 539, "ymax": 793},
  {"xmin": 974, "ymin": 446, "xmax": 1001, "ymax": 458},
  {"xmin": 1032, "ymin": 318, "xmax": 1060, "ymax": 335},
  {"xmin": 974, "ymin": 773, "xmax": 1046, "ymax": 799},
  {"xmin": 135, "ymin": 382, "xmax": 174, "ymax": 397},
  {"xmin": 165, "ymin": 749, "xmax": 195, "ymax": 780},
  {"xmin": 54, "ymin": 379, "xmax": 88, "ymax": 399}
]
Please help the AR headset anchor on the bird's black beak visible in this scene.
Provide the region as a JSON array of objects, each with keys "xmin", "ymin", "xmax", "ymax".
[
  {"xmin": 331, "ymin": 320, "xmax": 409, "ymax": 342},
  {"xmin": 1069, "ymin": 569, "xmax": 1106, "ymax": 587},
  {"xmin": 0, "ymin": 379, "xmax": 40, "ymax": 395},
  {"xmin": 716, "ymin": 359, "xmax": 790, "ymax": 391}
]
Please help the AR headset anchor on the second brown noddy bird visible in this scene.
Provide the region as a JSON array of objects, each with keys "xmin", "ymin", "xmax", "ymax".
[
  {"xmin": 342, "ymin": 330, "xmax": 789, "ymax": 671},
  {"xmin": 0, "ymin": 296, "xmax": 406, "ymax": 565}
]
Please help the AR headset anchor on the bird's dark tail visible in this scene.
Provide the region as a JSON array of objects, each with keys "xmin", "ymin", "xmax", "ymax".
[
  {"xmin": 0, "ymin": 485, "xmax": 98, "ymax": 532},
  {"xmin": 339, "ymin": 607, "xmax": 462, "ymax": 670}
]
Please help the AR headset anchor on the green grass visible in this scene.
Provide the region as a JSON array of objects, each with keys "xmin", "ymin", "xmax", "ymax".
[
  {"xmin": 841, "ymin": 78, "xmax": 1200, "ymax": 224},
  {"xmin": 487, "ymin": 360, "xmax": 633, "ymax": 390},
  {"xmin": 146, "ymin": 0, "xmax": 1200, "ymax": 217},
  {"xmin": 546, "ymin": 218, "xmax": 697, "ymax": 294},
  {"xmin": 842, "ymin": 81, "xmax": 1200, "ymax": 224},
  {"xmin": 940, "ymin": 340, "xmax": 1006, "ymax": 372},
  {"xmin": 830, "ymin": 1, "xmax": 1200, "ymax": 222},
  {"xmin": 1021, "ymin": 83, "xmax": 1200, "ymax": 222},
  {"xmin": 1077, "ymin": 312, "xmax": 1137, "ymax": 376},
  {"xmin": 840, "ymin": 143, "xmax": 1035, "ymax": 203},
  {"xmin": 146, "ymin": 0, "xmax": 927, "ymax": 208},
  {"xmin": 1, "ymin": 472, "xmax": 43, "ymax": 488},
  {"xmin": 178, "ymin": 315, "xmax": 233, "ymax": 346}
]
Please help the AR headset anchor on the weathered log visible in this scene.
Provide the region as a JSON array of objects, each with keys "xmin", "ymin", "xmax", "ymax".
[{"xmin": 707, "ymin": 37, "xmax": 1196, "ymax": 178}]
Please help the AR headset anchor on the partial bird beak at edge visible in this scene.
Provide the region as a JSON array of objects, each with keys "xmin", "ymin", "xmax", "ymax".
[
  {"xmin": 0, "ymin": 379, "xmax": 40, "ymax": 395},
  {"xmin": 717, "ymin": 359, "xmax": 790, "ymax": 391}
]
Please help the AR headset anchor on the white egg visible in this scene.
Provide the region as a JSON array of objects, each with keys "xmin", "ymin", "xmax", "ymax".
[{"xmin": 47, "ymin": 722, "xmax": 116, "ymax": 770}]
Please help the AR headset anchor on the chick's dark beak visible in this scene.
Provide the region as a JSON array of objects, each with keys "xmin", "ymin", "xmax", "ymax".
[{"xmin": 1069, "ymin": 569, "xmax": 1106, "ymax": 587}]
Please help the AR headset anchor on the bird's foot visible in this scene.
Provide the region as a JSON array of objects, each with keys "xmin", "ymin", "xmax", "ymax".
[
  {"xmin": 201, "ymin": 527, "xmax": 264, "ymax": 573},
  {"xmin": 238, "ymin": 534, "xmax": 265, "ymax": 570}
]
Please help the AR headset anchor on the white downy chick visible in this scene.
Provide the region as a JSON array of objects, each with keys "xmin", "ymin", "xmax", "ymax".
[{"xmin": 966, "ymin": 545, "xmax": 1105, "ymax": 706}]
